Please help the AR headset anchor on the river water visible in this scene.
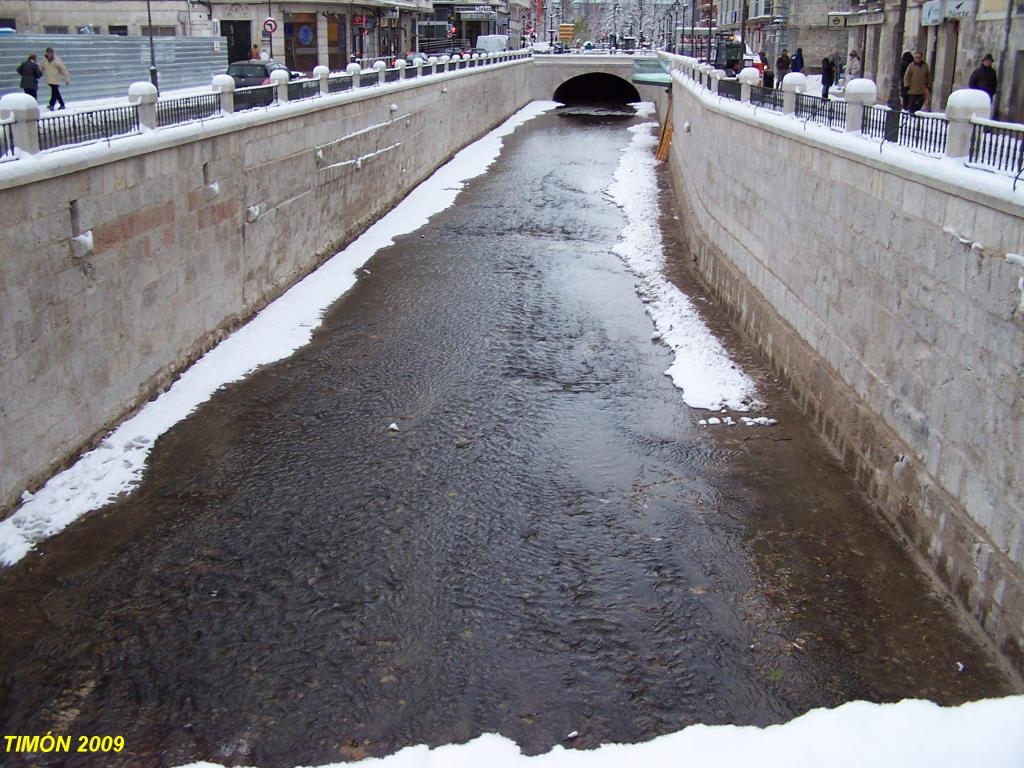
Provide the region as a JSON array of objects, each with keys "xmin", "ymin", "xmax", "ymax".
[{"xmin": 0, "ymin": 104, "xmax": 1015, "ymax": 768}]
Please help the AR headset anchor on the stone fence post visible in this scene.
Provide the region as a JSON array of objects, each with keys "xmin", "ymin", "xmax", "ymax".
[
  {"xmin": 128, "ymin": 82, "xmax": 158, "ymax": 129},
  {"xmin": 738, "ymin": 67, "xmax": 759, "ymax": 102},
  {"xmin": 781, "ymin": 72, "xmax": 806, "ymax": 115},
  {"xmin": 429, "ymin": 56, "xmax": 438, "ymax": 76},
  {"xmin": 0, "ymin": 93, "xmax": 40, "ymax": 154},
  {"xmin": 396, "ymin": 59, "xmax": 407, "ymax": 80},
  {"xmin": 710, "ymin": 69, "xmax": 724, "ymax": 95},
  {"xmin": 374, "ymin": 60, "xmax": 387, "ymax": 85},
  {"xmin": 314, "ymin": 65, "xmax": 330, "ymax": 95},
  {"xmin": 945, "ymin": 88, "xmax": 992, "ymax": 159},
  {"xmin": 440, "ymin": 55, "xmax": 450, "ymax": 73},
  {"xmin": 212, "ymin": 74, "xmax": 235, "ymax": 114},
  {"xmin": 270, "ymin": 68, "xmax": 290, "ymax": 103},
  {"xmin": 843, "ymin": 78, "xmax": 876, "ymax": 133},
  {"xmin": 347, "ymin": 62, "xmax": 362, "ymax": 88}
]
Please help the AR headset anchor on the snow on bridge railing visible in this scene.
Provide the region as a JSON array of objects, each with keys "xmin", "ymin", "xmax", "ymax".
[
  {"xmin": 659, "ymin": 51, "xmax": 1020, "ymax": 181},
  {"xmin": 0, "ymin": 49, "xmax": 533, "ymax": 159}
]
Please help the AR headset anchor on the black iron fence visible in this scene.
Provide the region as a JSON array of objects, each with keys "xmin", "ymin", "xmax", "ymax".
[
  {"xmin": 384, "ymin": 67, "xmax": 402, "ymax": 84},
  {"xmin": 860, "ymin": 104, "xmax": 889, "ymax": 140},
  {"xmin": 749, "ymin": 85, "xmax": 783, "ymax": 112},
  {"xmin": 156, "ymin": 93, "xmax": 221, "ymax": 127},
  {"xmin": 328, "ymin": 74, "xmax": 353, "ymax": 93},
  {"xmin": 1, "ymin": 122, "xmax": 13, "ymax": 160},
  {"xmin": 405, "ymin": 65, "xmax": 420, "ymax": 80},
  {"xmin": 360, "ymin": 68, "xmax": 380, "ymax": 85},
  {"xmin": 287, "ymin": 78, "xmax": 321, "ymax": 101},
  {"xmin": 898, "ymin": 112, "xmax": 948, "ymax": 154},
  {"xmin": 968, "ymin": 120, "xmax": 1024, "ymax": 177},
  {"xmin": 37, "ymin": 105, "xmax": 139, "ymax": 151},
  {"xmin": 796, "ymin": 93, "xmax": 846, "ymax": 129},
  {"xmin": 718, "ymin": 79, "xmax": 741, "ymax": 100},
  {"xmin": 234, "ymin": 85, "xmax": 277, "ymax": 111}
]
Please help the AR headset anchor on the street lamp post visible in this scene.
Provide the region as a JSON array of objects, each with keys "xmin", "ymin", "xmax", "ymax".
[
  {"xmin": 144, "ymin": 0, "xmax": 158, "ymax": 91},
  {"xmin": 671, "ymin": 0, "xmax": 680, "ymax": 53}
]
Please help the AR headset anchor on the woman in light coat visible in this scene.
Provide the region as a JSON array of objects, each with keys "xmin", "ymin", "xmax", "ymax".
[{"xmin": 40, "ymin": 47, "xmax": 70, "ymax": 110}]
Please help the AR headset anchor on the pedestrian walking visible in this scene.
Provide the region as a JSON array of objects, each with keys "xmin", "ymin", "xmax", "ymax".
[
  {"xmin": 40, "ymin": 47, "xmax": 70, "ymax": 110},
  {"xmin": 899, "ymin": 51, "xmax": 913, "ymax": 111},
  {"xmin": 775, "ymin": 48, "xmax": 790, "ymax": 89},
  {"xmin": 16, "ymin": 53, "xmax": 42, "ymax": 99},
  {"xmin": 845, "ymin": 49, "xmax": 862, "ymax": 84},
  {"xmin": 902, "ymin": 51, "xmax": 930, "ymax": 114},
  {"xmin": 791, "ymin": 47, "xmax": 804, "ymax": 73},
  {"xmin": 968, "ymin": 53, "xmax": 998, "ymax": 117},
  {"xmin": 762, "ymin": 66, "xmax": 774, "ymax": 89},
  {"xmin": 821, "ymin": 56, "xmax": 835, "ymax": 99}
]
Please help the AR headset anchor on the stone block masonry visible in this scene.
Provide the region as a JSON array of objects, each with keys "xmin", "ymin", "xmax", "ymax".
[
  {"xmin": 0, "ymin": 59, "xmax": 536, "ymax": 517},
  {"xmin": 658, "ymin": 73, "xmax": 1024, "ymax": 678}
]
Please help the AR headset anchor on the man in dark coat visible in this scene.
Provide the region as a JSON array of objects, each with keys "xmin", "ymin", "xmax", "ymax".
[
  {"xmin": 791, "ymin": 48, "xmax": 804, "ymax": 73},
  {"xmin": 968, "ymin": 53, "xmax": 998, "ymax": 116},
  {"xmin": 775, "ymin": 49, "xmax": 790, "ymax": 89},
  {"xmin": 821, "ymin": 56, "xmax": 835, "ymax": 99},
  {"xmin": 16, "ymin": 53, "xmax": 42, "ymax": 99}
]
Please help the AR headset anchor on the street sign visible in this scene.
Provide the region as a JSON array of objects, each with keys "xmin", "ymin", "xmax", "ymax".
[
  {"xmin": 827, "ymin": 13, "xmax": 847, "ymax": 27},
  {"xmin": 262, "ymin": 17, "xmax": 278, "ymax": 34},
  {"xmin": 558, "ymin": 23, "xmax": 575, "ymax": 41}
]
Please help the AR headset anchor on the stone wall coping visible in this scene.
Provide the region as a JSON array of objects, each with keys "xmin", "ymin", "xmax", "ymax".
[
  {"xmin": 0, "ymin": 57, "xmax": 532, "ymax": 193},
  {"xmin": 673, "ymin": 70, "xmax": 1024, "ymax": 221}
]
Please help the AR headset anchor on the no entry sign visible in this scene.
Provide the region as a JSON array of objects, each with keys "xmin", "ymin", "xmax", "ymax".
[{"xmin": 262, "ymin": 17, "xmax": 278, "ymax": 34}]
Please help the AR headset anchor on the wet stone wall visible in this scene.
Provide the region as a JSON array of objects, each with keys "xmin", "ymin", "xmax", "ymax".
[
  {"xmin": 657, "ymin": 78, "xmax": 1024, "ymax": 677},
  {"xmin": 0, "ymin": 61, "xmax": 534, "ymax": 513}
]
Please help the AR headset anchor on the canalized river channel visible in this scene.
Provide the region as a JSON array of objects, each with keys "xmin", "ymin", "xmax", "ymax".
[{"xmin": 0, "ymin": 103, "xmax": 1016, "ymax": 768}]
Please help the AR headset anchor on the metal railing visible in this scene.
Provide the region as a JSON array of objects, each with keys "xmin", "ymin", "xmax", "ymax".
[
  {"xmin": 156, "ymin": 93, "xmax": 221, "ymax": 127},
  {"xmin": 861, "ymin": 104, "xmax": 890, "ymax": 140},
  {"xmin": 718, "ymin": 78, "xmax": 741, "ymax": 100},
  {"xmin": 385, "ymin": 67, "xmax": 402, "ymax": 83},
  {"xmin": 968, "ymin": 118, "xmax": 1024, "ymax": 178},
  {"xmin": 37, "ymin": 105, "xmax": 140, "ymax": 151},
  {"xmin": 1, "ymin": 122, "xmax": 13, "ymax": 160},
  {"xmin": 796, "ymin": 93, "xmax": 846, "ymax": 129},
  {"xmin": 327, "ymin": 74, "xmax": 353, "ymax": 93},
  {"xmin": 287, "ymin": 78, "xmax": 321, "ymax": 101},
  {"xmin": 234, "ymin": 84, "xmax": 276, "ymax": 111},
  {"xmin": 405, "ymin": 65, "xmax": 420, "ymax": 80},
  {"xmin": 360, "ymin": 68, "xmax": 380, "ymax": 85},
  {"xmin": 749, "ymin": 85, "xmax": 783, "ymax": 112},
  {"xmin": 899, "ymin": 111, "xmax": 947, "ymax": 155}
]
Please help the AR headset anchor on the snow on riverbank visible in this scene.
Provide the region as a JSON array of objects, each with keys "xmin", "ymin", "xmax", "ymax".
[
  {"xmin": 605, "ymin": 116, "xmax": 762, "ymax": 414},
  {"xmin": 175, "ymin": 696, "xmax": 1024, "ymax": 768},
  {"xmin": 0, "ymin": 100, "xmax": 560, "ymax": 567}
]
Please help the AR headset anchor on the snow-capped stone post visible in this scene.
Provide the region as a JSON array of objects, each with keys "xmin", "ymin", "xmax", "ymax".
[
  {"xmin": 450, "ymin": 54, "xmax": 462, "ymax": 71},
  {"xmin": 842, "ymin": 78, "xmax": 876, "ymax": 133},
  {"xmin": 314, "ymin": 65, "xmax": 330, "ymax": 96},
  {"xmin": 472, "ymin": 53, "xmax": 481, "ymax": 68},
  {"xmin": 211, "ymin": 74, "xmax": 235, "ymax": 114},
  {"xmin": 428, "ymin": 56, "xmax": 438, "ymax": 76},
  {"xmin": 270, "ymin": 68, "xmax": 290, "ymax": 103},
  {"xmin": 781, "ymin": 72, "xmax": 807, "ymax": 115},
  {"xmin": 128, "ymin": 81, "xmax": 158, "ymax": 130},
  {"xmin": 944, "ymin": 88, "xmax": 992, "ymax": 159},
  {"xmin": 374, "ymin": 60, "xmax": 387, "ymax": 85},
  {"xmin": 396, "ymin": 58, "xmax": 407, "ymax": 80},
  {"xmin": 346, "ymin": 62, "xmax": 362, "ymax": 88},
  {"xmin": 0, "ymin": 93, "xmax": 40, "ymax": 154},
  {"xmin": 710, "ymin": 69, "xmax": 725, "ymax": 95},
  {"xmin": 738, "ymin": 66, "xmax": 760, "ymax": 103}
]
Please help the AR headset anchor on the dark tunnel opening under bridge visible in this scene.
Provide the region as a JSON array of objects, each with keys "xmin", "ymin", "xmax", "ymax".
[{"xmin": 553, "ymin": 73, "xmax": 642, "ymax": 107}]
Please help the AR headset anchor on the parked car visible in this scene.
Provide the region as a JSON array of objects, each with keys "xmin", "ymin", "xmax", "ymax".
[
  {"xmin": 404, "ymin": 51, "xmax": 431, "ymax": 65},
  {"xmin": 226, "ymin": 60, "xmax": 295, "ymax": 88}
]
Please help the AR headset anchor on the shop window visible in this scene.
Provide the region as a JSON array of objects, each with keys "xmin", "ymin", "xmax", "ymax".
[{"xmin": 109, "ymin": 25, "xmax": 128, "ymax": 36}]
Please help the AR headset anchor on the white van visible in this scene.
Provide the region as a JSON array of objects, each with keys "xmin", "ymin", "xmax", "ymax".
[{"xmin": 475, "ymin": 35, "xmax": 509, "ymax": 53}]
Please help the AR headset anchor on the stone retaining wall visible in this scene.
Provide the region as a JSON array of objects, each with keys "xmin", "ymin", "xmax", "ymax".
[{"xmin": 657, "ymin": 70, "xmax": 1024, "ymax": 676}]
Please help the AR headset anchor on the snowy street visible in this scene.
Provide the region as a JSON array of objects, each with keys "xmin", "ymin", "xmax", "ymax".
[{"xmin": 0, "ymin": 103, "xmax": 1020, "ymax": 767}]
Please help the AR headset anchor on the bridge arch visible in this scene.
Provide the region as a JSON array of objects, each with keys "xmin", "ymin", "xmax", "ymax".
[{"xmin": 553, "ymin": 72, "xmax": 641, "ymax": 105}]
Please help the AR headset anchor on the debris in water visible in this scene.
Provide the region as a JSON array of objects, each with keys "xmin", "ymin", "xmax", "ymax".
[{"xmin": 565, "ymin": 731, "xmax": 579, "ymax": 740}]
